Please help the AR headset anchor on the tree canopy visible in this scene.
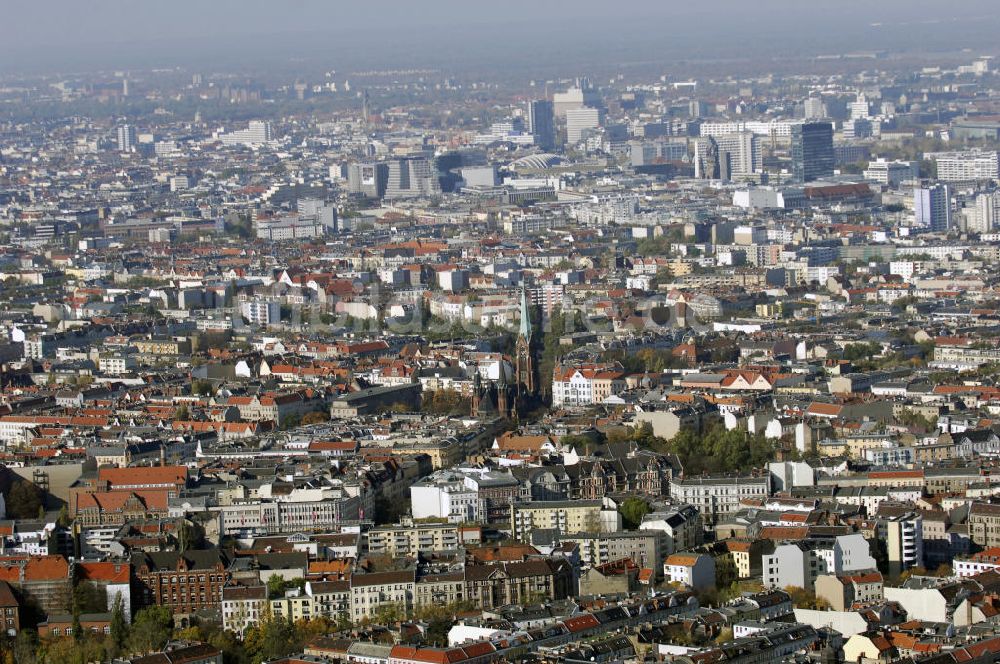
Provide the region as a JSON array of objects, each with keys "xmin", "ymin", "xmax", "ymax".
[
  {"xmin": 5, "ymin": 481, "xmax": 44, "ymax": 520},
  {"xmin": 619, "ymin": 496, "xmax": 651, "ymax": 530},
  {"xmin": 632, "ymin": 423, "xmax": 775, "ymax": 475}
]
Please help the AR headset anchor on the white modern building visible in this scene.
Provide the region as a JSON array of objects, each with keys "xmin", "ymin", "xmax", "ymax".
[
  {"xmin": 255, "ymin": 213, "xmax": 331, "ymax": 241},
  {"xmin": 220, "ymin": 120, "xmax": 273, "ymax": 146},
  {"xmin": 762, "ymin": 533, "xmax": 876, "ymax": 589},
  {"xmin": 116, "ymin": 124, "xmax": 137, "ymax": 152},
  {"xmin": 926, "ymin": 149, "xmax": 999, "ymax": 182},
  {"xmin": 240, "ymin": 301, "xmax": 281, "ymax": 326},
  {"xmin": 863, "ymin": 159, "xmax": 918, "ymax": 186},
  {"xmin": 410, "ymin": 471, "xmax": 481, "ymax": 523},
  {"xmin": 566, "ymin": 108, "xmax": 602, "ymax": 144}
]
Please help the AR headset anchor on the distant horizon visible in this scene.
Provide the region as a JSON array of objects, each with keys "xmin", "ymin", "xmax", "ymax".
[{"xmin": 3, "ymin": 0, "xmax": 999, "ymax": 76}]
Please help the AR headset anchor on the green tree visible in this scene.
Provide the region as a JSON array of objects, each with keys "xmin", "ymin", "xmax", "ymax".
[
  {"xmin": 843, "ymin": 342, "xmax": 882, "ymax": 362},
  {"xmin": 368, "ymin": 602, "xmax": 406, "ymax": 625},
  {"xmin": 127, "ymin": 606, "xmax": 173, "ymax": 654},
  {"xmin": 784, "ymin": 586, "xmax": 830, "ymax": 610},
  {"xmin": 13, "ymin": 629, "xmax": 39, "ymax": 664},
  {"xmin": 300, "ymin": 410, "xmax": 329, "ymax": 426},
  {"xmin": 174, "ymin": 618, "xmax": 248, "ymax": 664},
  {"xmin": 109, "ymin": 594, "xmax": 128, "ymax": 656},
  {"xmin": 5, "ymin": 481, "xmax": 43, "ymax": 519},
  {"xmin": 71, "ymin": 613, "xmax": 83, "ymax": 642},
  {"xmin": 173, "ymin": 405, "xmax": 190, "ymax": 421},
  {"xmin": 267, "ymin": 574, "xmax": 287, "ymax": 599},
  {"xmin": 538, "ymin": 306, "xmax": 567, "ymax": 400},
  {"xmin": 191, "ymin": 379, "xmax": 214, "ymax": 396},
  {"xmin": 177, "ymin": 519, "xmax": 204, "ymax": 552},
  {"xmin": 412, "ymin": 601, "xmax": 477, "ymax": 646},
  {"xmin": 619, "ymin": 497, "xmax": 651, "ymax": 530},
  {"xmin": 373, "ymin": 494, "xmax": 408, "ymax": 525},
  {"xmin": 635, "ymin": 425, "xmax": 775, "ymax": 476},
  {"xmin": 420, "ymin": 389, "xmax": 472, "ymax": 416},
  {"xmin": 635, "ymin": 236, "xmax": 672, "ymax": 256},
  {"xmin": 73, "ymin": 581, "xmax": 107, "ymax": 614},
  {"xmin": 244, "ymin": 614, "xmax": 299, "ymax": 664}
]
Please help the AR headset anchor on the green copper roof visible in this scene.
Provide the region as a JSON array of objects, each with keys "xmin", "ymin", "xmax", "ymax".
[{"xmin": 519, "ymin": 287, "xmax": 532, "ymax": 340}]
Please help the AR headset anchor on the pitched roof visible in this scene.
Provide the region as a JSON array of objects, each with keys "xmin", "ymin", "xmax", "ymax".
[{"xmin": 97, "ymin": 465, "xmax": 187, "ymax": 487}]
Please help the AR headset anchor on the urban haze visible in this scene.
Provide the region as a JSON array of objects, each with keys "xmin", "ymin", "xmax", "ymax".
[{"xmin": 0, "ymin": 2, "xmax": 999, "ymax": 664}]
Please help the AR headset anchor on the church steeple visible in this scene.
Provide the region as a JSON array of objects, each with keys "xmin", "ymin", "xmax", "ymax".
[
  {"xmin": 518, "ymin": 287, "xmax": 532, "ymax": 340},
  {"xmin": 497, "ymin": 364, "xmax": 510, "ymax": 417},
  {"xmin": 515, "ymin": 286, "xmax": 536, "ymax": 397},
  {"xmin": 471, "ymin": 371, "xmax": 482, "ymax": 416}
]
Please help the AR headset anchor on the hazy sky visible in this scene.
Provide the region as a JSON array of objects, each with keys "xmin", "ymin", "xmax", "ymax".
[{"xmin": 3, "ymin": 0, "xmax": 999, "ymax": 75}]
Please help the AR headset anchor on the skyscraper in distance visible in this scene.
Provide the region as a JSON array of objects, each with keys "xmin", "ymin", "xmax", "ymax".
[
  {"xmin": 565, "ymin": 107, "xmax": 602, "ymax": 144},
  {"xmin": 914, "ymin": 184, "xmax": 951, "ymax": 232},
  {"xmin": 791, "ymin": 121, "xmax": 834, "ymax": 182},
  {"xmin": 803, "ymin": 97, "xmax": 826, "ymax": 120},
  {"xmin": 384, "ymin": 157, "xmax": 441, "ymax": 200},
  {"xmin": 527, "ymin": 100, "xmax": 555, "ymax": 151},
  {"xmin": 117, "ymin": 124, "xmax": 136, "ymax": 152}
]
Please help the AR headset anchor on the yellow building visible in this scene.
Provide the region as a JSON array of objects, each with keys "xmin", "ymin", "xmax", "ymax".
[{"xmin": 510, "ymin": 500, "xmax": 611, "ymax": 540}]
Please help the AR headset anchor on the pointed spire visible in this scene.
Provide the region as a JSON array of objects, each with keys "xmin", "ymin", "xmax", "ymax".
[{"xmin": 518, "ymin": 287, "xmax": 532, "ymax": 341}]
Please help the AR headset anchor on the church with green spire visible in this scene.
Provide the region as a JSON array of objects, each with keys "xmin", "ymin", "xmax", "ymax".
[
  {"xmin": 469, "ymin": 287, "xmax": 539, "ymax": 420},
  {"xmin": 514, "ymin": 287, "xmax": 537, "ymax": 405}
]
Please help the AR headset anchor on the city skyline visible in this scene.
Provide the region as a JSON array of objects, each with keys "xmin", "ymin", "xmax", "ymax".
[
  {"xmin": 3, "ymin": 1, "xmax": 1000, "ymax": 75},
  {"xmin": 3, "ymin": 4, "xmax": 1000, "ymax": 664}
]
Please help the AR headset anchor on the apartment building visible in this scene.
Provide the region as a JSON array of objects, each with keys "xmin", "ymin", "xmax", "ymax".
[
  {"xmin": 878, "ymin": 511, "xmax": 924, "ymax": 576},
  {"xmin": 510, "ymin": 500, "xmax": 618, "ymax": 540},
  {"xmin": 366, "ymin": 522, "xmax": 461, "ymax": 557},
  {"xmin": 663, "ymin": 553, "xmax": 715, "ymax": 591},
  {"xmin": 559, "ymin": 531, "xmax": 662, "ymax": 577},
  {"xmin": 968, "ymin": 502, "xmax": 1000, "ymax": 549},
  {"xmin": 551, "ymin": 365, "xmax": 626, "ymax": 408},
  {"xmin": 222, "ymin": 584, "xmax": 267, "ymax": 635},
  {"xmin": 814, "ymin": 572, "xmax": 884, "ymax": 611},
  {"xmin": 349, "ymin": 570, "xmax": 416, "ymax": 623},
  {"xmin": 762, "ymin": 534, "xmax": 876, "ymax": 589},
  {"xmin": 639, "ymin": 504, "xmax": 704, "ymax": 556},
  {"xmin": 669, "ymin": 474, "xmax": 770, "ymax": 526},
  {"xmin": 464, "ymin": 559, "xmax": 574, "ymax": 610}
]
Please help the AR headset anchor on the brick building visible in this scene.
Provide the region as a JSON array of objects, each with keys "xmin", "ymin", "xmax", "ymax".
[{"xmin": 131, "ymin": 549, "xmax": 229, "ymax": 614}]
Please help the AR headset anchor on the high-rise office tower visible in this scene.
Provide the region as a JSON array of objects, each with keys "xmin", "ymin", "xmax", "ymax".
[
  {"xmin": 297, "ymin": 198, "xmax": 338, "ymax": 233},
  {"xmin": 803, "ymin": 97, "xmax": 826, "ymax": 120},
  {"xmin": 849, "ymin": 94, "xmax": 870, "ymax": 120},
  {"xmin": 527, "ymin": 100, "xmax": 555, "ymax": 151},
  {"xmin": 689, "ymin": 100, "xmax": 708, "ymax": 118},
  {"xmin": 972, "ymin": 191, "xmax": 1000, "ymax": 233},
  {"xmin": 552, "ymin": 79, "xmax": 601, "ymax": 118},
  {"xmin": 116, "ymin": 124, "xmax": 137, "ymax": 152},
  {"xmin": 713, "ymin": 132, "xmax": 760, "ymax": 178},
  {"xmin": 694, "ymin": 137, "xmax": 721, "ymax": 180},
  {"xmin": 384, "ymin": 157, "xmax": 441, "ymax": 200},
  {"xmin": 347, "ymin": 161, "xmax": 389, "ymax": 199},
  {"xmin": 565, "ymin": 107, "xmax": 602, "ymax": 144},
  {"xmin": 362, "ymin": 90, "xmax": 371, "ymax": 126},
  {"xmin": 914, "ymin": 184, "xmax": 952, "ymax": 232},
  {"xmin": 791, "ymin": 122, "xmax": 834, "ymax": 182}
]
